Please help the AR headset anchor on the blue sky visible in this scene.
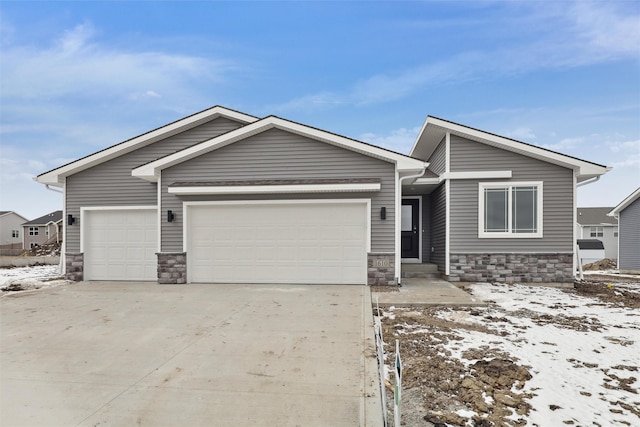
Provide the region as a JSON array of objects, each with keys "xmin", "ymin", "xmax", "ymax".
[{"xmin": 1, "ymin": 0, "xmax": 639, "ymax": 219}]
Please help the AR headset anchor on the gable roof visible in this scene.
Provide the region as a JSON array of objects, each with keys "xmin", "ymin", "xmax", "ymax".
[
  {"xmin": 132, "ymin": 115, "xmax": 427, "ymax": 182},
  {"xmin": 577, "ymin": 207, "xmax": 617, "ymax": 226},
  {"xmin": 0, "ymin": 211, "xmax": 29, "ymax": 222},
  {"xmin": 609, "ymin": 187, "xmax": 640, "ymax": 217},
  {"xmin": 23, "ymin": 210, "xmax": 63, "ymax": 226},
  {"xmin": 410, "ymin": 116, "xmax": 610, "ymax": 182},
  {"xmin": 36, "ymin": 106, "xmax": 258, "ymax": 186}
]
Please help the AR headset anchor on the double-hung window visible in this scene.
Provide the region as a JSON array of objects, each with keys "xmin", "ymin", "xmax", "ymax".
[
  {"xmin": 590, "ymin": 227, "xmax": 604, "ymax": 238},
  {"xmin": 479, "ymin": 182, "xmax": 543, "ymax": 238},
  {"xmin": 29, "ymin": 227, "xmax": 39, "ymax": 236}
]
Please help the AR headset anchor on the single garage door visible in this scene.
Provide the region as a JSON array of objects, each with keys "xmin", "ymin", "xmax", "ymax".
[
  {"xmin": 187, "ymin": 201, "xmax": 368, "ymax": 284},
  {"xmin": 83, "ymin": 208, "xmax": 157, "ymax": 281}
]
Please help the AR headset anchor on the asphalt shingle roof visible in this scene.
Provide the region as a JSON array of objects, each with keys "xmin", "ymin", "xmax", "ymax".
[
  {"xmin": 577, "ymin": 207, "xmax": 617, "ymax": 226},
  {"xmin": 22, "ymin": 210, "xmax": 63, "ymax": 226}
]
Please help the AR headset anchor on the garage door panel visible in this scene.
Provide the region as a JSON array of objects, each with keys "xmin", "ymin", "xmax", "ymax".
[
  {"xmin": 187, "ymin": 202, "xmax": 367, "ymax": 284},
  {"xmin": 84, "ymin": 209, "xmax": 157, "ymax": 281}
]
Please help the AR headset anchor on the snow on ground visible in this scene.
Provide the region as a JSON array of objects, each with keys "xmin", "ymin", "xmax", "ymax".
[
  {"xmin": 0, "ymin": 265, "xmax": 67, "ymax": 294},
  {"xmin": 436, "ymin": 283, "xmax": 640, "ymax": 426}
]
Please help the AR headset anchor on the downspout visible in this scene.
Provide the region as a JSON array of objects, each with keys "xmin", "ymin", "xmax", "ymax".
[
  {"xmin": 41, "ymin": 180, "xmax": 64, "ymax": 274},
  {"xmin": 396, "ymin": 165, "xmax": 428, "ymax": 285}
]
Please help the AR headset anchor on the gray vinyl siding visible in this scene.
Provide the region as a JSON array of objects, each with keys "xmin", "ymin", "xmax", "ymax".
[
  {"xmin": 430, "ymin": 184, "xmax": 446, "ymax": 272},
  {"xmin": 161, "ymin": 128, "xmax": 396, "ymax": 253},
  {"xmin": 618, "ymin": 198, "xmax": 640, "ymax": 270},
  {"xmin": 421, "ymin": 194, "xmax": 431, "ymax": 263},
  {"xmin": 449, "ymin": 136, "xmax": 574, "ymax": 253},
  {"xmin": 429, "ymin": 137, "xmax": 447, "ymax": 175},
  {"xmin": 65, "ymin": 117, "xmax": 245, "ymax": 252}
]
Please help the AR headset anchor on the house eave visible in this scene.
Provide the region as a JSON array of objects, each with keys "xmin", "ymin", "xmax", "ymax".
[
  {"xmin": 36, "ymin": 106, "xmax": 258, "ymax": 185},
  {"xmin": 411, "ymin": 116, "xmax": 610, "ymax": 179},
  {"xmin": 608, "ymin": 187, "xmax": 640, "ymax": 216},
  {"xmin": 133, "ymin": 116, "xmax": 427, "ymax": 182}
]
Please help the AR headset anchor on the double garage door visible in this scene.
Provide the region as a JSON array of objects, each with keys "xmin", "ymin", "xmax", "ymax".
[{"xmin": 187, "ymin": 201, "xmax": 369, "ymax": 284}]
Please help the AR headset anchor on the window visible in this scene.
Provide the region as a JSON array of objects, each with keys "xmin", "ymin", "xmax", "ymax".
[
  {"xmin": 590, "ymin": 227, "xmax": 603, "ymax": 238},
  {"xmin": 479, "ymin": 182, "xmax": 543, "ymax": 238},
  {"xmin": 614, "ymin": 227, "xmax": 618, "ymax": 237},
  {"xmin": 11, "ymin": 230, "xmax": 19, "ymax": 238},
  {"xmin": 29, "ymin": 227, "xmax": 39, "ymax": 236}
]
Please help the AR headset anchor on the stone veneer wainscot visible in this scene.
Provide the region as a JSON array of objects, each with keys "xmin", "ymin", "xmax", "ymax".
[
  {"xmin": 157, "ymin": 252, "xmax": 187, "ymax": 284},
  {"xmin": 367, "ymin": 252, "xmax": 396, "ymax": 286},
  {"xmin": 448, "ymin": 253, "xmax": 574, "ymax": 283},
  {"xmin": 65, "ymin": 252, "xmax": 84, "ymax": 281}
]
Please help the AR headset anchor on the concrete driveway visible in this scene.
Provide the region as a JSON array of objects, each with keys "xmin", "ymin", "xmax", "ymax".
[{"xmin": 1, "ymin": 282, "xmax": 382, "ymax": 426}]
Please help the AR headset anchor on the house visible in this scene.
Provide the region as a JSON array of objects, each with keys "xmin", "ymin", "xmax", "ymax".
[
  {"xmin": 0, "ymin": 211, "xmax": 29, "ymax": 254},
  {"xmin": 22, "ymin": 210, "xmax": 63, "ymax": 250},
  {"xmin": 577, "ymin": 207, "xmax": 618, "ymax": 260},
  {"xmin": 608, "ymin": 188, "xmax": 640, "ymax": 273},
  {"xmin": 35, "ymin": 106, "xmax": 609, "ymax": 285},
  {"xmin": 576, "ymin": 239, "xmax": 606, "ymax": 266}
]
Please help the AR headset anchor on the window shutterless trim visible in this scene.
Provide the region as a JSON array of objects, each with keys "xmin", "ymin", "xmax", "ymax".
[{"xmin": 478, "ymin": 181, "xmax": 543, "ymax": 238}]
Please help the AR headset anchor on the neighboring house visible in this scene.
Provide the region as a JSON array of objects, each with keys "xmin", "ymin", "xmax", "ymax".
[
  {"xmin": 35, "ymin": 106, "xmax": 609, "ymax": 285},
  {"xmin": 22, "ymin": 210, "xmax": 63, "ymax": 250},
  {"xmin": 576, "ymin": 239, "xmax": 605, "ymax": 266},
  {"xmin": 577, "ymin": 207, "xmax": 618, "ymax": 260},
  {"xmin": 0, "ymin": 211, "xmax": 29, "ymax": 253},
  {"xmin": 608, "ymin": 188, "xmax": 640, "ymax": 273}
]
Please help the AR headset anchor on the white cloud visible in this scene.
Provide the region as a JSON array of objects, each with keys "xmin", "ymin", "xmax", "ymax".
[
  {"xmin": 542, "ymin": 137, "xmax": 584, "ymax": 151},
  {"xmin": 608, "ymin": 139, "xmax": 640, "ymax": 153},
  {"xmin": 274, "ymin": 1, "xmax": 640, "ymax": 112},
  {"xmin": 359, "ymin": 126, "xmax": 421, "ymax": 153},
  {"xmin": 505, "ymin": 127, "xmax": 537, "ymax": 141}
]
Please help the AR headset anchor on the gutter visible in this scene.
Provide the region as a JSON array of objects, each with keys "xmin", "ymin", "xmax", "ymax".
[
  {"xmin": 576, "ymin": 175, "xmax": 600, "ymax": 188},
  {"xmin": 396, "ymin": 165, "xmax": 428, "ymax": 285}
]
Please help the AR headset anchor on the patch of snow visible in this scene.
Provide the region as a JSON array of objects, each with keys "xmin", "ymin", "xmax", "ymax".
[
  {"xmin": 438, "ymin": 283, "xmax": 640, "ymax": 426},
  {"xmin": 0, "ymin": 265, "xmax": 67, "ymax": 294}
]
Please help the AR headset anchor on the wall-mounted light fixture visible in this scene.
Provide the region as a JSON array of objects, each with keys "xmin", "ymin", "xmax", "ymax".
[
  {"xmin": 380, "ymin": 207, "xmax": 386, "ymax": 220},
  {"xmin": 167, "ymin": 210, "xmax": 175, "ymax": 223},
  {"xmin": 67, "ymin": 214, "xmax": 75, "ymax": 226}
]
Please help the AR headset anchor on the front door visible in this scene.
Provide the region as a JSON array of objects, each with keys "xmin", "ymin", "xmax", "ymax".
[{"xmin": 401, "ymin": 199, "xmax": 420, "ymax": 259}]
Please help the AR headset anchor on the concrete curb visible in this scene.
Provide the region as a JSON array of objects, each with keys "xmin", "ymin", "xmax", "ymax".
[{"xmin": 362, "ymin": 285, "xmax": 385, "ymax": 427}]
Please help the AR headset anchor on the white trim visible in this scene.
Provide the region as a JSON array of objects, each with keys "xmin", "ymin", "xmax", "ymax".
[
  {"xmin": 394, "ymin": 168, "xmax": 401, "ymax": 281},
  {"xmin": 157, "ymin": 174, "xmax": 162, "ymax": 253},
  {"xmin": 445, "ymin": 132, "xmax": 450, "ymax": 275},
  {"xmin": 168, "ymin": 182, "xmax": 381, "ymax": 195},
  {"xmin": 412, "ymin": 177, "xmax": 440, "ymax": 185},
  {"xmin": 36, "ymin": 107, "xmax": 258, "ymax": 186},
  {"xmin": 573, "ymin": 171, "xmax": 577, "ymax": 277},
  {"xmin": 477, "ymin": 181, "xmax": 544, "ymax": 239},
  {"xmin": 133, "ymin": 116, "xmax": 427, "ymax": 182},
  {"xmin": 80, "ymin": 206, "xmax": 157, "ymax": 252},
  {"xmin": 608, "ymin": 187, "xmax": 640, "ymax": 217},
  {"xmin": 442, "ymin": 170, "xmax": 512, "ymax": 180},
  {"xmin": 400, "ymin": 196, "xmax": 422, "ymax": 263},
  {"xmin": 183, "ymin": 199, "xmax": 371, "ymax": 284}
]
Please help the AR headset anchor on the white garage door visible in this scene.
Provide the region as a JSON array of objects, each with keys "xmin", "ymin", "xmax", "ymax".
[
  {"xmin": 187, "ymin": 201, "xmax": 369, "ymax": 284},
  {"xmin": 83, "ymin": 208, "xmax": 157, "ymax": 281}
]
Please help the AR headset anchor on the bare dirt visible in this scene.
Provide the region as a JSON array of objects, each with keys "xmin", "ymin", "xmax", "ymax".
[{"xmin": 378, "ymin": 273, "xmax": 640, "ymax": 426}]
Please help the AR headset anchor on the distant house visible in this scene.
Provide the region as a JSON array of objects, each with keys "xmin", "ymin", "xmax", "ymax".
[
  {"xmin": 22, "ymin": 210, "xmax": 63, "ymax": 250},
  {"xmin": 0, "ymin": 211, "xmax": 29, "ymax": 253},
  {"xmin": 577, "ymin": 207, "xmax": 618, "ymax": 260},
  {"xmin": 609, "ymin": 188, "xmax": 640, "ymax": 273}
]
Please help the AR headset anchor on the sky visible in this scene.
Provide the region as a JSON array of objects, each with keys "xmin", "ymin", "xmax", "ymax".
[{"xmin": 0, "ymin": 0, "xmax": 639, "ymax": 219}]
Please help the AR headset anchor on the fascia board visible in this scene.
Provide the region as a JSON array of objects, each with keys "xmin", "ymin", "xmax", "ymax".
[
  {"xmin": 609, "ymin": 187, "xmax": 640, "ymax": 216},
  {"xmin": 412, "ymin": 117, "xmax": 609, "ymax": 178},
  {"xmin": 36, "ymin": 106, "xmax": 258, "ymax": 185},
  {"xmin": 133, "ymin": 116, "xmax": 427, "ymax": 181}
]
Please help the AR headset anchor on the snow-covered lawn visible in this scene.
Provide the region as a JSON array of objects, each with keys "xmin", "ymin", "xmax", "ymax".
[
  {"xmin": 382, "ymin": 281, "xmax": 640, "ymax": 426},
  {"xmin": 0, "ymin": 265, "xmax": 68, "ymax": 294}
]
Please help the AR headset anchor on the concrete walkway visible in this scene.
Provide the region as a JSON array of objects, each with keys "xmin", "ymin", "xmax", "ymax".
[
  {"xmin": 1, "ymin": 282, "xmax": 383, "ymax": 427},
  {"xmin": 372, "ymin": 277, "xmax": 486, "ymax": 307}
]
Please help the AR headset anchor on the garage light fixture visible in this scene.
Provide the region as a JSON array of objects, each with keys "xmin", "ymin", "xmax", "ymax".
[
  {"xmin": 167, "ymin": 210, "xmax": 175, "ymax": 223},
  {"xmin": 67, "ymin": 214, "xmax": 75, "ymax": 226},
  {"xmin": 380, "ymin": 207, "xmax": 386, "ymax": 220}
]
